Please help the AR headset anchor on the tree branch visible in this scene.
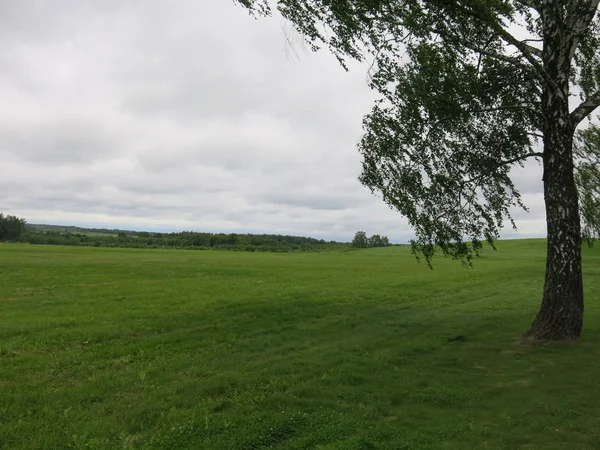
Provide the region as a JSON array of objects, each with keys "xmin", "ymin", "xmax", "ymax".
[
  {"xmin": 527, "ymin": 132, "xmax": 544, "ymax": 139},
  {"xmin": 495, "ymin": 28, "xmax": 545, "ymax": 70},
  {"xmin": 453, "ymin": 2, "xmax": 552, "ymax": 86},
  {"xmin": 235, "ymin": 0, "xmax": 270, "ymax": 16},
  {"xmin": 571, "ymin": 90, "xmax": 600, "ymax": 125},
  {"xmin": 462, "ymin": 152, "xmax": 544, "ymax": 185},
  {"xmin": 567, "ymin": 0, "xmax": 600, "ymax": 61},
  {"xmin": 463, "ymin": 41, "xmax": 539, "ymax": 74},
  {"xmin": 519, "ymin": 42, "xmax": 543, "ymax": 58},
  {"xmin": 464, "ymin": 105, "xmax": 542, "ymax": 116}
]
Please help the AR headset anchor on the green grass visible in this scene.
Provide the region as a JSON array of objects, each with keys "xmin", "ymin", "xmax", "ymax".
[{"xmin": 1, "ymin": 240, "xmax": 600, "ymax": 449}]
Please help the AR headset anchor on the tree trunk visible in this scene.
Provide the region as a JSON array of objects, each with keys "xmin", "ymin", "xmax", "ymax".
[
  {"xmin": 523, "ymin": 3, "xmax": 584, "ymax": 341},
  {"xmin": 524, "ymin": 102, "xmax": 584, "ymax": 341}
]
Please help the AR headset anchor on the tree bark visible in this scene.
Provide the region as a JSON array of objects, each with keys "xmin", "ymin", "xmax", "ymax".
[{"xmin": 524, "ymin": 123, "xmax": 584, "ymax": 341}]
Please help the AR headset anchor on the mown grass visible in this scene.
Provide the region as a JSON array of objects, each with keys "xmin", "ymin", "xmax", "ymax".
[{"xmin": 1, "ymin": 240, "xmax": 599, "ymax": 449}]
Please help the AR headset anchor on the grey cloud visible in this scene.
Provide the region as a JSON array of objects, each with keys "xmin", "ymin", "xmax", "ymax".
[
  {"xmin": 259, "ymin": 191, "xmax": 366, "ymax": 211},
  {"xmin": 510, "ymin": 158, "xmax": 544, "ymax": 195},
  {"xmin": 0, "ymin": 0, "xmax": 547, "ymax": 242},
  {"xmin": 0, "ymin": 117, "xmax": 123, "ymax": 164}
]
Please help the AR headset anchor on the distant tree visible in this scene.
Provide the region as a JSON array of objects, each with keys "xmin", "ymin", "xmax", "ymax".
[
  {"xmin": 352, "ymin": 231, "xmax": 369, "ymax": 248},
  {"xmin": 368, "ymin": 234, "xmax": 391, "ymax": 248},
  {"xmin": 0, "ymin": 214, "xmax": 26, "ymax": 241},
  {"xmin": 369, "ymin": 234, "xmax": 381, "ymax": 248}
]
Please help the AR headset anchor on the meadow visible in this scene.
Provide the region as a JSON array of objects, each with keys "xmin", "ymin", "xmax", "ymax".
[{"xmin": 1, "ymin": 241, "xmax": 600, "ymax": 449}]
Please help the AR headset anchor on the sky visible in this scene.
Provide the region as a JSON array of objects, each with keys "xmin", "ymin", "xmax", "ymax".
[{"xmin": 0, "ymin": 0, "xmax": 547, "ymax": 242}]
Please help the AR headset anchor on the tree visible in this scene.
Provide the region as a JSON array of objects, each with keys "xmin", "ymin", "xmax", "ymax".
[
  {"xmin": 237, "ymin": 0, "xmax": 600, "ymax": 341},
  {"xmin": 368, "ymin": 234, "xmax": 392, "ymax": 247},
  {"xmin": 352, "ymin": 231, "xmax": 369, "ymax": 248},
  {"xmin": 369, "ymin": 234, "xmax": 383, "ymax": 248},
  {"xmin": 0, "ymin": 213, "xmax": 26, "ymax": 241}
]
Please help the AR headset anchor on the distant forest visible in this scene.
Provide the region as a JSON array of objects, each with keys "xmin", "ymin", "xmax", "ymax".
[
  {"xmin": 1, "ymin": 214, "xmax": 396, "ymax": 252},
  {"xmin": 22, "ymin": 223, "xmax": 346, "ymax": 252}
]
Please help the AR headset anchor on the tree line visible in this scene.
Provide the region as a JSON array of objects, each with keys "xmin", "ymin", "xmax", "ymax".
[
  {"xmin": 22, "ymin": 229, "xmax": 344, "ymax": 252},
  {"xmin": 0, "ymin": 216, "xmax": 350, "ymax": 252},
  {"xmin": 2, "ymin": 214, "xmax": 399, "ymax": 252}
]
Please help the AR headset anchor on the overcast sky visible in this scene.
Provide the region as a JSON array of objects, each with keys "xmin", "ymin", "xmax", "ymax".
[{"xmin": 0, "ymin": 0, "xmax": 546, "ymax": 242}]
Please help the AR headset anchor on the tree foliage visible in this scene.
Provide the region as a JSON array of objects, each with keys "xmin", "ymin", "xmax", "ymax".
[
  {"xmin": 369, "ymin": 234, "xmax": 391, "ymax": 247},
  {"xmin": 236, "ymin": 0, "xmax": 600, "ymax": 265},
  {"xmin": 351, "ymin": 231, "xmax": 369, "ymax": 248},
  {"xmin": 351, "ymin": 231, "xmax": 391, "ymax": 248},
  {"xmin": 576, "ymin": 125, "xmax": 600, "ymax": 245},
  {"xmin": 0, "ymin": 213, "xmax": 26, "ymax": 241}
]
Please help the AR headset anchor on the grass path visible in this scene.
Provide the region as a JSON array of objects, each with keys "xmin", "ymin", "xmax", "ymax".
[{"xmin": 1, "ymin": 241, "xmax": 599, "ymax": 449}]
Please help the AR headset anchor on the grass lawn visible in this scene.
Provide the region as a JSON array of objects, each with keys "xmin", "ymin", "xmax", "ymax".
[{"xmin": 1, "ymin": 241, "xmax": 600, "ymax": 449}]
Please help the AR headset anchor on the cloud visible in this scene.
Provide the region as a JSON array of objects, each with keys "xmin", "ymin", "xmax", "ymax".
[{"xmin": 0, "ymin": 1, "xmax": 547, "ymax": 243}]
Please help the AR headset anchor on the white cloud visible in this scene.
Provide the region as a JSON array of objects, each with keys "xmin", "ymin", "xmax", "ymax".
[{"xmin": 0, "ymin": 1, "xmax": 547, "ymax": 242}]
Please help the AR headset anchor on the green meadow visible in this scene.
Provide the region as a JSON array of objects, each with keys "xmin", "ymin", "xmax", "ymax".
[{"xmin": 1, "ymin": 241, "xmax": 600, "ymax": 449}]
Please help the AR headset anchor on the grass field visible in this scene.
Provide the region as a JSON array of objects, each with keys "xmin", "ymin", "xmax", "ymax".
[{"xmin": 1, "ymin": 241, "xmax": 600, "ymax": 449}]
